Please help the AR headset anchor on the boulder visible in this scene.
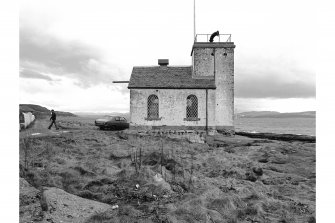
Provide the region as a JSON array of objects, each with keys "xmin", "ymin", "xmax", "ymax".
[
  {"xmin": 187, "ymin": 134, "xmax": 205, "ymax": 144},
  {"xmin": 150, "ymin": 173, "xmax": 172, "ymax": 194},
  {"xmin": 19, "ymin": 178, "xmax": 44, "ymax": 223},
  {"xmin": 43, "ymin": 187, "xmax": 111, "ymax": 223}
]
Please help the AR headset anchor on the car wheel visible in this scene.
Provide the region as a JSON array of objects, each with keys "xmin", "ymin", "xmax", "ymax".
[{"xmin": 99, "ymin": 127, "xmax": 105, "ymax": 130}]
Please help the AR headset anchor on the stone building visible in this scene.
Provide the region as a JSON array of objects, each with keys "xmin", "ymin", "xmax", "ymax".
[{"xmin": 127, "ymin": 34, "xmax": 235, "ymax": 134}]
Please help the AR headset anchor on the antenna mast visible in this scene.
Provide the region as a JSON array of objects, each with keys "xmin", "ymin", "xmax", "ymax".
[{"xmin": 193, "ymin": 0, "xmax": 196, "ymax": 41}]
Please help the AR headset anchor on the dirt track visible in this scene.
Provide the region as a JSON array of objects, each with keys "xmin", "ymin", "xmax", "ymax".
[{"xmin": 19, "ymin": 117, "xmax": 316, "ymax": 222}]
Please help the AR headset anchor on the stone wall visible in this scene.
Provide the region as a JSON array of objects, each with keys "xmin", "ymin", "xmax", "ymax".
[
  {"xmin": 129, "ymin": 89, "xmax": 216, "ymax": 130},
  {"xmin": 192, "ymin": 42, "xmax": 235, "ymax": 129},
  {"xmin": 193, "ymin": 48, "xmax": 215, "ymax": 77},
  {"xmin": 214, "ymin": 47, "xmax": 234, "ymax": 127}
]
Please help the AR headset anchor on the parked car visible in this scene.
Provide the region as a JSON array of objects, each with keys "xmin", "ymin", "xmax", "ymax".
[{"xmin": 95, "ymin": 116, "xmax": 129, "ymax": 130}]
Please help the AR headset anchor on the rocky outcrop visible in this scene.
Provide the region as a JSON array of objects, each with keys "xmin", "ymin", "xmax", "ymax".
[
  {"xmin": 236, "ymin": 132, "xmax": 316, "ymax": 143},
  {"xmin": 43, "ymin": 187, "xmax": 111, "ymax": 223},
  {"xmin": 19, "ymin": 178, "xmax": 44, "ymax": 223},
  {"xmin": 20, "ymin": 177, "xmax": 113, "ymax": 223}
]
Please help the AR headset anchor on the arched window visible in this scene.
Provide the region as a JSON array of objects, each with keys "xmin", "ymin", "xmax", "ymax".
[
  {"xmin": 186, "ymin": 95, "xmax": 198, "ymax": 118},
  {"xmin": 147, "ymin": 95, "xmax": 159, "ymax": 119}
]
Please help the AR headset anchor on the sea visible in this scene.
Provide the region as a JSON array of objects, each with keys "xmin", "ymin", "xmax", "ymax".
[{"xmin": 235, "ymin": 117, "xmax": 316, "ymax": 136}]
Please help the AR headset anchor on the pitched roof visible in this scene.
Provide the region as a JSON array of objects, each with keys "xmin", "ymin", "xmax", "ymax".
[{"xmin": 128, "ymin": 66, "xmax": 216, "ymax": 89}]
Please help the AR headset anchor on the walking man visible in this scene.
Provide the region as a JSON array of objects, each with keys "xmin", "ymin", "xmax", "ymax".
[{"xmin": 48, "ymin": 109, "xmax": 59, "ymax": 130}]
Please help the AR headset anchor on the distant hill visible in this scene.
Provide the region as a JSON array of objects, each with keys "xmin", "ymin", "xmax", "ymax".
[
  {"xmin": 19, "ymin": 104, "xmax": 76, "ymax": 119},
  {"xmin": 74, "ymin": 112, "xmax": 130, "ymax": 120},
  {"xmin": 237, "ymin": 111, "xmax": 315, "ymax": 118}
]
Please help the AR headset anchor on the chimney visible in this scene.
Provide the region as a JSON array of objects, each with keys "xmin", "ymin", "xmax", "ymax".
[{"xmin": 158, "ymin": 59, "xmax": 169, "ymax": 66}]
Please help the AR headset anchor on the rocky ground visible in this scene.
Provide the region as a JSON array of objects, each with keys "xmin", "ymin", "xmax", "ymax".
[{"xmin": 19, "ymin": 117, "xmax": 316, "ymax": 222}]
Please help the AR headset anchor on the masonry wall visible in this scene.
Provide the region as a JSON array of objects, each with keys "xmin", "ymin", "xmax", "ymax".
[
  {"xmin": 214, "ymin": 47, "xmax": 234, "ymax": 129},
  {"xmin": 192, "ymin": 43, "xmax": 235, "ymax": 131},
  {"xmin": 193, "ymin": 48, "xmax": 214, "ymax": 77},
  {"xmin": 129, "ymin": 89, "xmax": 216, "ymax": 130}
]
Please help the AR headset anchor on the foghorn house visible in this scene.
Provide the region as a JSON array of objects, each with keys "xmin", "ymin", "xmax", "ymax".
[{"xmin": 127, "ymin": 34, "xmax": 235, "ymax": 134}]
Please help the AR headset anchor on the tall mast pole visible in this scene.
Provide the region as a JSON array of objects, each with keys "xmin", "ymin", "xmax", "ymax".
[{"xmin": 194, "ymin": 0, "xmax": 196, "ymax": 41}]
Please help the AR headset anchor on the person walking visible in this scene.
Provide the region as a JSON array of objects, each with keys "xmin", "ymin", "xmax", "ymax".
[{"xmin": 48, "ymin": 109, "xmax": 59, "ymax": 130}]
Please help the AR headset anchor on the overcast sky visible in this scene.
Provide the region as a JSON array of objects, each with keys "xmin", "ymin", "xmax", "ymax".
[{"xmin": 19, "ymin": 0, "xmax": 315, "ymax": 113}]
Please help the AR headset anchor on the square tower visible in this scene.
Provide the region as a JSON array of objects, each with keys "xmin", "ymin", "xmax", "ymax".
[{"xmin": 191, "ymin": 34, "xmax": 235, "ymax": 134}]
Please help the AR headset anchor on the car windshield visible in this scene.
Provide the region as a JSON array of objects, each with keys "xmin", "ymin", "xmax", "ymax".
[
  {"xmin": 104, "ymin": 115, "xmax": 115, "ymax": 119},
  {"xmin": 101, "ymin": 116, "xmax": 127, "ymax": 121}
]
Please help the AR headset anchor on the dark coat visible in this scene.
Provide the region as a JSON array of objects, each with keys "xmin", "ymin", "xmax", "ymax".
[{"xmin": 50, "ymin": 111, "xmax": 56, "ymax": 121}]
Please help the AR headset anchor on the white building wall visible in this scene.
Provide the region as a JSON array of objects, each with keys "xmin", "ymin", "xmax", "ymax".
[
  {"xmin": 129, "ymin": 89, "xmax": 216, "ymax": 129},
  {"xmin": 207, "ymin": 89, "xmax": 216, "ymax": 129},
  {"xmin": 214, "ymin": 47, "xmax": 234, "ymax": 128}
]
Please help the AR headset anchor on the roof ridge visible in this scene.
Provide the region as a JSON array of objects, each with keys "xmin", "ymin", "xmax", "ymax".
[{"xmin": 132, "ymin": 65, "xmax": 192, "ymax": 68}]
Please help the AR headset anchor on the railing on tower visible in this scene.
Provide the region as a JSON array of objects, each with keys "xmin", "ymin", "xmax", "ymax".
[{"xmin": 194, "ymin": 34, "xmax": 232, "ymax": 43}]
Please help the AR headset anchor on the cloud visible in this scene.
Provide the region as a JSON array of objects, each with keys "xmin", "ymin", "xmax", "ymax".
[
  {"xmin": 235, "ymin": 57, "xmax": 315, "ymax": 99},
  {"xmin": 20, "ymin": 77, "xmax": 129, "ymax": 113},
  {"xmin": 20, "ymin": 68, "xmax": 53, "ymax": 81},
  {"xmin": 20, "ymin": 25, "xmax": 127, "ymax": 89},
  {"xmin": 235, "ymin": 73, "xmax": 315, "ymax": 99}
]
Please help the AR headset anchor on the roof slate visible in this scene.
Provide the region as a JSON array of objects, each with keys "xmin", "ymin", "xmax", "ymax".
[{"xmin": 128, "ymin": 66, "xmax": 216, "ymax": 89}]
